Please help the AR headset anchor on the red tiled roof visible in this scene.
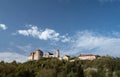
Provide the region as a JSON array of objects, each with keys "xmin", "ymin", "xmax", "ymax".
[{"xmin": 79, "ymin": 54, "xmax": 95, "ymax": 56}]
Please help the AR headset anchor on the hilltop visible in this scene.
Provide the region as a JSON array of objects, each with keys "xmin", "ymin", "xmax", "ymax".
[{"xmin": 0, "ymin": 56, "xmax": 120, "ymax": 77}]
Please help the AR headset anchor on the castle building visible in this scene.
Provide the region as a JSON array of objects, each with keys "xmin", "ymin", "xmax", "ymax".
[
  {"xmin": 43, "ymin": 49, "xmax": 59, "ymax": 58},
  {"xmin": 28, "ymin": 49, "xmax": 43, "ymax": 61},
  {"xmin": 62, "ymin": 55, "xmax": 70, "ymax": 61},
  {"xmin": 28, "ymin": 49, "xmax": 60, "ymax": 61},
  {"xmin": 55, "ymin": 49, "xmax": 60, "ymax": 57},
  {"xmin": 28, "ymin": 49, "xmax": 100, "ymax": 61},
  {"xmin": 78, "ymin": 54, "xmax": 97, "ymax": 60}
]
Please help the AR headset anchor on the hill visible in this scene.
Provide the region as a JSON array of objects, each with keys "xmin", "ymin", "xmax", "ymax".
[{"xmin": 0, "ymin": 56, "xmax": 120, "ymax": 77}]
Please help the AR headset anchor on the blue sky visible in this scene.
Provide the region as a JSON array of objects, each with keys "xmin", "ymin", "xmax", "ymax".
[{"xmin": 0, "ymin": 0, "xmax": 120, "ymax": 62}]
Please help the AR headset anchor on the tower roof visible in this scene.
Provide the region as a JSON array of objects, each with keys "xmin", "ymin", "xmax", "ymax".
[{"xmin": 35, "ymin": 49, "xmax": 43, "ymax": 52}]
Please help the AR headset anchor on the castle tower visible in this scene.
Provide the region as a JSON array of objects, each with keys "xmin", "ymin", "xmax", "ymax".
[
  {"xmin": 28, "ymin": 52, "xmax": 34, "ymax": 61},
  {"xmin": 55, "ymin": 49, "xmax": 60, "ymax": 58},
  {"xmin": 34, "ymin": 49, "xmax": 43, "ymax": 60},
  {"xmin": 32, "ymin": 52, "xmax": 34, "ymax": 60}
]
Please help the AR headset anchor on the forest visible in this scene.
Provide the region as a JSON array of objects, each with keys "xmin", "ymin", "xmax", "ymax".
[{"xmin": 0, "ymin": 56, "xmax": 120, "ymax": 77}]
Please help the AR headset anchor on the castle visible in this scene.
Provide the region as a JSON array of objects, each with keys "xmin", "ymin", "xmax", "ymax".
[
  {"xmin": 78, "ymin": 54, "xmax": 99, "ymax": 60},
  {"xmin": 28, "ymin": 49, "xmax": 100, "ymax": 61},
  {"xmin": 28, "ymin": 49, "xmax": 59, "ymax": 61}
]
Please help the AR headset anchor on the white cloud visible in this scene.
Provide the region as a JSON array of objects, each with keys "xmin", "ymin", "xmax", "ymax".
[
  {"xmin": 0, "ymin": 52, "xmax": 27, "ymax": 63},
  {"xmin": 16, "ymin": 25, "xmax": 120, "ymax": 57},
  {"xmin": 0, "ymin": 24, "xmax": 7, "ymax": 30},
  {"xmin": 17, "ymin": 26, "xmax": 39, "ymax": 36},
  {"xmin": 39, "ymin": 28, "xmax": 60, "ymax": 41},
  {"xmin": 61, "ymin": 35, "xmax": 71, "ymax": 43},
  {"xmin": 17, "ymin": 25, "xmax": 71, "ymax": 42},
  {"xmin": 67, "ymin": 31, "xmax": 120, "ymax": 57}
]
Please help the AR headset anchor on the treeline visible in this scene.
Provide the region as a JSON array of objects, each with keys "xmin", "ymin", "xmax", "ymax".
[{"xmin": 0, "ymin": 56, "xmax": 120, "ymax": 77}]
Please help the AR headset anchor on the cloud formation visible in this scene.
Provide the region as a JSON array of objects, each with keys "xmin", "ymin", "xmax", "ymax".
[
  {"xmin": 17, "ymin": 25, "xmax": 71, "ymax": 42},
  {"xmin": 0, "ymin": 24, "xmax": 7, "ymax": 30},
  {"xmin": 5, "ymin": 30, "xmax": 120, "ymax": 62},
  {"xmin": 65, "ymin": 31, "xmax": 120, "ymax": 57},
  {"xmin": 16, "ymin": 25, "xmax": 120, "ymax": 58}
]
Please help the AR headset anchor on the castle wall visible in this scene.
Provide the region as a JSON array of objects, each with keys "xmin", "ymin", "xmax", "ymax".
[
  {"xmin": 28, "ymin": 55, "xmax": 33, "ymax": 61},
  {"xmin": 62, "ymin": 55, "xmax": 69, "ymax": 61},
  {"xmin": 34, "ymin": 52, "xmax": 40, "ymax": 60},
  {"xmin": 55, "ymin": 49, "xmax": 59, "ymax": 57},
  {"xmin": 78, "ymin": 55, "xmax": 96, "ymax": 60},
  {"xmin": 28, "ymin": 53, "xmax": 34, "ymax": 61}
]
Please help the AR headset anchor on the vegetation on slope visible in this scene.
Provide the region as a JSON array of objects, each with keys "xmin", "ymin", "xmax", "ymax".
[{"xmin": 0, "ymin": 56, "xmax": 120, "ymax": 77}]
